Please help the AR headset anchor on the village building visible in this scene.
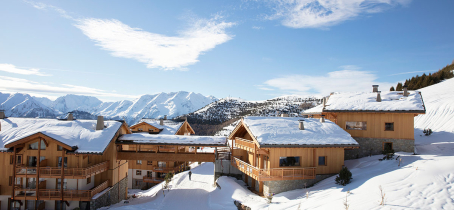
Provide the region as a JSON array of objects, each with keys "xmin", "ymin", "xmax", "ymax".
[
  {"xmin": 127, "ymin": 117, "xmax": 197, "ymax": 189},
  {"xmin": 303, "ymin": 85, "xmax": 426, "ymax": 159},
  {"xmin": 0, "ymin": 113, "xmax": 131, "ymax": 210},
  {"xmin": 228, "ymin": 116, "xmax": 359, "ymax": 196}
]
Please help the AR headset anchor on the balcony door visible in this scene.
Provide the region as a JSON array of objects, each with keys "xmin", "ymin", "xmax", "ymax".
[
  {"xmin": 158, "ymin": 161, "xmax": 166, "ymax": 168},
  {"xmin": 147, "ymin": 171, "xmax": 153, "ymax": 178},
  {"xmin": 28, "ymin": 156, "xmax": 37, "ymax": 167},
  {"xmin": 58, "ymin": 157, "xmax": 67, "ymax": 168},
  {"xmin": 57, "ymin": 179, "xmax": 67, "ymax": 190}
]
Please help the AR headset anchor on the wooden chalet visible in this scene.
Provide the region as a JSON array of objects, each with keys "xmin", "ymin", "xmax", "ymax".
[
  {"xmin": 0, "ymin": 114, "xmax": 131, "ymax": 210},
  {"xmin": 229, "ymin": 116, "xmax": 358, "ymax": 196},
  {"xmin": 303, "ymin": 85, "xmax": 426, "ymax": 159}
]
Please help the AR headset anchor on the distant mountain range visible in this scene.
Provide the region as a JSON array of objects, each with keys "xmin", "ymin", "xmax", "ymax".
[{"xmin": 0, "ymin": 91, "xmax": 217, "ymax": 125}]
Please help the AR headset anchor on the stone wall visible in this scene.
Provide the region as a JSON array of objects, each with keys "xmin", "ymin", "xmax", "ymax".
[
  {"xmin": 214, "ymin": 160, "xmax": 243, "ymax": 180},
  {"xmin": 90, "ymin": 176, "xmax": 128, "ymax": 209},
  {"xmin": 132, "ymin": 178, "xmax": 147, "ymax": 189},
  {"xmin": 263, "ymin": 174, "xmax": 333, "ymax": 196},
  {"xmin": 345, "ymin": 137, "xmax": 414, "ymax": 160}
]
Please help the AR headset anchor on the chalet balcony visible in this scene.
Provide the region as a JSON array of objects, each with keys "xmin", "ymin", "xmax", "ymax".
[
  {"xmin": 142, "ymin": 176, "xmax": 164, "ymax": 183},
  {"xmin": 15, "ymin": 166, "xmax": 38, "ymax": 177},
  {"xmin": 39, "ymin": 161, "xmax": 109, "ymax": 179},
  {"xmin": 152, "ymin": 163, "xmax": 186, "ymax": 173},
  {"xmin": 234, "ymin": 137, "xmax": 256, "ymax": 153},
  {"xmin": 231, "ymin": 157, "xmax": 316, "ymax": 181},
  {"xmin": 14, "ymin": 180, "xmax": 109, "ymax": 201}
]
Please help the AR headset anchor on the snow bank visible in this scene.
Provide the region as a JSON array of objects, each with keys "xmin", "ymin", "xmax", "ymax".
[
  {"xmin": 325, "ymin": 91, "xmax": 425, "ymax": 112},
  {"xmin": 0, "ymin": 118, "xmax": 122, "ymax": 153},
  {"xmin": 243, "ymin": 117, "xmax": 358, "ymax": 146},
  {"xmin": 118, "ymin": 133, "xmax": 227, "ymax": 146},
  {"xmin": 209, "ymin": 177, "xmax": 268, "ymax": 209}
]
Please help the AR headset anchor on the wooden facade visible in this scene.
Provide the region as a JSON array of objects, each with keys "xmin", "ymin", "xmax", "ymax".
[{"xmin": 0, "ymin": 120, "xmax": 131, "ymax": 210}]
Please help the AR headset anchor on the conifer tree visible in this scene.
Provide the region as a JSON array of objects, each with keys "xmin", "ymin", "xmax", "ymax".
[
  {"xmin": 396, "ymin": 83, "xmax": 403, "ymax": 91},
  {"xmin": 389, "ymin": 86, "xmax": 395, "ymax": 91}
]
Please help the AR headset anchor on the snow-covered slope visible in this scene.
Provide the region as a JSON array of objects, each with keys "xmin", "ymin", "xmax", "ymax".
[
  {"xmin": 51, "ymin": 94, "xmax": 103, "ymax": 114},
  {"xmin": 0, "ymin": 93, "xmax": 57, "ymax": 118},
  {"xmin": 415, "ymin": 77, "xmax": 454, "ymax": 132}
]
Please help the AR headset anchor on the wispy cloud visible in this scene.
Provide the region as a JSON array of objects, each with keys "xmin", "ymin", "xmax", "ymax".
[
  {"xmin": 0, "ymin": 63, "xmax": 51, "ymax": 76},
  {"xmin": 267, "ymin": 0, "xmax": 412, "ymax": 28},
  {"xmin": 252, "ymin": 26, "xmax": 264, "ymax": 30},
  {"xmin": 0, "ymin": 75, "xmax": 138, "ymax": 99},
  {"xmin": 264, "ymin": 65, "xmax": 394, "ymax": 95},
  {"xmin": 27, "ymin": 2, "xmax": 236, "ymax": 70},
  {"xmin": 75, "ymin": 17, "xmax": 235, "ymax": 70},
  {"xmin": 389, "ymin": 70, "xmax": 436, "ymax": 76}
]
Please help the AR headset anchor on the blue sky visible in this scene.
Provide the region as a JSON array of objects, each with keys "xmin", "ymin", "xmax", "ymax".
[{"xmin": 0, "ymin": 0, "xmax": 453, "ymax": 101}]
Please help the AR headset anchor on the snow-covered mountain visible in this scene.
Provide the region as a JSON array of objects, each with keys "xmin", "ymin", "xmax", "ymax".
[{"xmin": 0, "ymin": 91, "xmax": 217, "ymax": 125}]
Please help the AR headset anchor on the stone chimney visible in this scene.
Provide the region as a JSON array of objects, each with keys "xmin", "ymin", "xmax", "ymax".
[
  {"xmin": 164, "ymin": 115, "xmax": 167, "ymax": 120},
  {"xmin": 298, "ymin": 120, "xmax": 305, "ymax": 130},
  {"xmin": 322, "ymin": 97, "xmax": 326, "ymax": 108},
  {"xmin": 281, "ymin": 113, "xmax": 289, "ymax": 117},
  {"xmin": 96, "ymin": 116, "xmax": 104, "ymax": 130},
  {"xmin": 376, "ymin": 91, "xmax": 382, "ymax": 102},
  {"xmin": 320, "ymin": 115, "xmax": 325, "ymax": 123},
  {"xmin": 373, "ymin": 85, "xmax": 379, "ymax": 92},
  {"xmin": 67, "ymin": 112, "xmax": 74, "ymax": 121},
  {"xmin": 0, "ymin": 110, "xmax": 5, "ymax": 119},
  {"xmin": 403, "ymin": 85, "xmax": 408, "ymax": 97},
  {"xmin": 160, "ymin": 118, "xmax": 164, "ymax": 126}
]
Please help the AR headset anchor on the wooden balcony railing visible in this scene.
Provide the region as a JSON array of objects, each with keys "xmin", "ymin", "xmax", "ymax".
[
  {"xmin": 143, "ymin": 176, "xmax": 164, "ymax": 183},
  {"xmin": 38, "ymin": 180, "xmax": 109, "ymax": 201},
  {"xmin": 40, "ymin": 161, "xmax": 109, "ymax": 179},
  {"xmin": 231, "ymin": 157, "xmax": 316, "ymax": 181},
  {"xmin": 234, "ymin": 137, "xmax": 256, "ymax": 153},
  {"xmin": 152, "ymin": 163, "xmax": 186, "ymax": 173},
  {"xmin": 15, "ymin": 166, "xmax": 37, "ymax": 176}
]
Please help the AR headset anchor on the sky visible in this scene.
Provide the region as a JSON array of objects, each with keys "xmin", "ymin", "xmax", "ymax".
[{"xmin": 0, "ymin": 0, "xmax": 453, "ymax": 102}]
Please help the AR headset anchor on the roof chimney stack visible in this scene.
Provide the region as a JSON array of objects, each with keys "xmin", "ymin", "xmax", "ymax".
[
  {"xmin": 320, "ymin": 115, "xmax": 325, "ymax": 123},
  {"xmin": 373, "ymin": 85, "xmax": 379, "ymax": 92},
  {"xmin": 403, "ymin": 85, "xmax": 408, "ymax": 97},
  {"xmin": 96, "ymin": 116, "xmax": 104, "ymax": 130},
  {"xmin": 298, "ymin": 120, "xmax": 305, "ymax": 130},
  {"xmin": 322, "ymin": 97, "xmax": 326, "ymax": 108},
  {"xmin": 67, "ymin": 112, "xmax": 74, "ymax": 121},
  {"xmin": 160, "ymin": 118, "xmax": 164, "ymax": 126},
  {"xmin": 0, "ymin": 110, "xmax": 5, "ymax": 119},
  {"xmin": 164, "ymin": 115, "xmax": 167, "ymax": 120},
  {"xmin": 376, "ymin": 91, "xmax": 382, "ymax": 102}
]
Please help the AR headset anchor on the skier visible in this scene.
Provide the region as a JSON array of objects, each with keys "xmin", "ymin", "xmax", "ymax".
[{"xmin": 188, "ymin": 170, "xmax": 192, "ymax": 181}]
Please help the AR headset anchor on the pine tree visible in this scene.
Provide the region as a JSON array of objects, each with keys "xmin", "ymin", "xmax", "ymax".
[
  {"xmin": 389, "ymin": 86, "xmax": 395, "ymax": 91},
  {"xmin": 396, "ymin": 83, "xmax": 403, "ymax": 91}
]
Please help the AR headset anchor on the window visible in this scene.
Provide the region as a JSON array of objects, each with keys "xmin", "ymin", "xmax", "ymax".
[
  {"xmin": 318, "ymin": 156, "xmax": 327, "ymax": 166},
  {"xmin": 138, "ymin": 128, "xmax": 143, "ymax": 131},
  {"xmin": 57, "ymin": 145, "xmax": 63, "ymax": 151},
  {"xmin": 57, "ymin": 179, "xmax": 67, "ymax": 190},
  {"xmin": 136, "ymin": 170, "xmax": 142, "ymax": 175},
  {"xmin": 135, "ymin": 180, "xmax": 143, "ymax": 187},
  {"xmin": 149, "ymin": 129, "xmax": 153, "ymax": 132},
  {"xmin": 28, "ymin": 156, "xmax": 38, "ymax": 167},
  {"xmin": 17, "ymin": 155, "xmax": 22, "ymax": 165},
  {"xmin": 346, "ymin": 121, "xmax": 367, "ymax": 130},
  {"xmin": 137, "ymin": 160, "xmax": 142, "ymax": 165},
  {"xmin": 385, "ymin": 122, "xmax": 394, "ymax": 131},
  {"xmin": 383, "ymin": 142, "xmax": 393, "ymax": 152},
  {"xmin": 9, "ymin": 176, "xmax": 12, "ymax": 186},
  {"xmin": 28, "ymin": 140, "xmax": 46, "ymax": 150},
  {"xmin": 279, "ymin": 157, "xmax": 300, "ymax": 167},
  {"xmin": 158, "ymin": 161, "xmax": 166, "ymax": 168},
  {"xmin": 58, "ymin": 157, "xmax": 67, "ymax": 168},
  {"xmin": 147, "ymin": 161, "xmax": 153, "ymax": 165},
  {"xmin": 87, "ymin": 177, "xmax": 91, "ymax": 184}
]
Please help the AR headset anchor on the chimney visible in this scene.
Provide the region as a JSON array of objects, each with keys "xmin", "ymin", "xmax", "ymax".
[
  {"xmin": 320, "ymin": 115, "xmax": 325, "ymax": 123},
  {"xmin": 372, "ymin": 85, "xmax": 379, "ymax": 92},
  {"xmin": 160, "ymin": 118, "xmax": 164, "ymax": 126},
  {"xmin": 67, "ymin": 112, "xmax": 74, "ymax": 121},
  {"xmin": 164, "ymin": 115, "xmax": 167, "ymax": 120},
  {"xmin": 0, "ymin": 110, "xmax": 5, "ymax": 119},
  {"xmin": 281, "ymin": 113, "xmax": 289, "ymax": 117},
  {"xmin": 403, "ymin": 85, "xmax": 408, "ymax": 97},
  {"xmin": 298, "ymin": 120, "xmax": 305, "ymax": 130},
  {"xmin": 322, "ymin": 97, "xmax": 326, "ymax": 108},
  {"xmin": 376, "ymin": 91, "xmax": 382, "ymax": 102},
  {"xmin": 96, "ymin": 116, "xmax": 104, "ymax": 130}
]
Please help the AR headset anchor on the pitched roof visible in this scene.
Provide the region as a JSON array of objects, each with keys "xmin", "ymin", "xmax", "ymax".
[
  {"xmin": 133, "ymin": 119, "xmax": 184, "ymax": 135},
  {"xmin": 324, "ymin": 91, "xmax": 425, "ymax": 112},
  {"xmin": 118, "ymin": 134, "xmax": 227, "ymax": 146},
  {"xmin": 241, "ymin": 116, "xmax": 358, "ymax": 147},
  {"xmin": 0, "ymin": 118, "xmax": 123, "ymax": 153}
]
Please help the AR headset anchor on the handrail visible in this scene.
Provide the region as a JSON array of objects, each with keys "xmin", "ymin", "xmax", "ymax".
[
  {"xmin": 15, "ymin": 166, "xmax": 37, "ymax": 175},
  {"xmin": 39, "ymin": 161, "xmax": 109, "ymax": 178},
  {"xmin": 37, "ymin": 180, "xmax": 109, "ymax": 200}
]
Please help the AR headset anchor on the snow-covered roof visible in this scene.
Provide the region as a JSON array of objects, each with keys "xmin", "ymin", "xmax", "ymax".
[
  {"xmin": 324, "ymin": 91, "xmax": 425, "ymax": 112},
  {"xmin": 242, "ymin": 116, "xmax": 358, "ymax": 147},
  {"xmin": 0, "ymin": 118, "xmax": 123, "ymax": 153},
  {"xmin": 134, "ymin": 119, "xmax": 184, "ymax": 135},
  {"xmin": 302, "ymin": 104, "xmax": 324, "ymax": 114},
  {"xmin": 118, "ymin": 134, "xmax": 227, "ymax": 146}
]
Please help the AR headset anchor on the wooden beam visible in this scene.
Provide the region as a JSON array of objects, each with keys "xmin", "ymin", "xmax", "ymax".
[{"xmin": 117, "ymin": 152, "xmax": 215, "ymax": 162}]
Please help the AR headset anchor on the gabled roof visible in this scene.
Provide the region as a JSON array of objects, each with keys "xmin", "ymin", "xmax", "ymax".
[
  {"xmin": 237, "ymin": 116, "xmax": 358, "ymax": 147},
  {"xmin": 324, "ymin": 91, "xmax": 425, "ymax": 113},
  {"xmin": 131, "ymin": 119, "xmax": 186, "ymax": 135},
  {"xmin": 117, "ymin": 134, "xmax": 226, "ymax": 146},
  {"xmin": 0, "ymin": 118, "xmax": 128, "ymax": 154}
]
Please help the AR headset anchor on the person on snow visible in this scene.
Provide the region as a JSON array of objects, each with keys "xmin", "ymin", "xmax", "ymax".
[{"xmin": 188, "ymin": 171, "xmax": 192, "ymax": 181}]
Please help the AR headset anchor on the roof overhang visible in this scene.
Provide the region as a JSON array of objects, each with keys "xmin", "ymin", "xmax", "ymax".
[
  {"xmin": 323, "ymin": 110, "xmax": 426, "ymax": 114},
  {"xmin": 4, "ymin": 132, "xmax": 73, "ymax": 150}
]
